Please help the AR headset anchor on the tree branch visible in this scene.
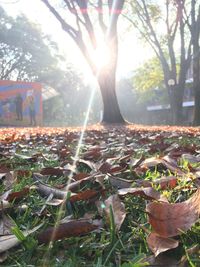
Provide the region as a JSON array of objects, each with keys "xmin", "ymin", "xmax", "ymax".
[
  {"xmin": 41, "ymin": 0, "xmax": 97, "ymax": 74},
  {"xmin": 75, "ymin": 0, "xmax": 97, "ymax": 48},
  {"xmin": 41, "ymin": 0, "xmax": 78, "ymax": 39},
  {"xmin": 97, "ymin": 0, "xmax": 107, "ymax": 33}
]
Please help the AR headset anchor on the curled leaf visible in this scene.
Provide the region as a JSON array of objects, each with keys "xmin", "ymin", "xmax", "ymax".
[
  {"xmin": 146, "ymin": 189, "xmax": 200, "ymax": 237},
  {"xmin": 104, "ymin": 194, "xmax": 126, "ymax": 231},
  {"xmin": 147, "ymin": 232, "xmax": 179, "ymax": 257}
]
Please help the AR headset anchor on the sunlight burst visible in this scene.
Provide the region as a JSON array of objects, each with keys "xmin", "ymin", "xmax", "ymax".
[{"xmin": 93, "ymin": 42, "xmax": 111, "ymax": 69}]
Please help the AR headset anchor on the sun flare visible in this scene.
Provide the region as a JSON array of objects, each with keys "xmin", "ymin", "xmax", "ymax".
[{"xmin": 93, "ymin": 42, "xmax": 111, "ymax": 69}]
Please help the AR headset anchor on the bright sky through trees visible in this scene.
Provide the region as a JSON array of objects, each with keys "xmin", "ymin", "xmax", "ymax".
[{"xmin": 1, "ymin": 0, "xmax": 152, "ymax": 82}]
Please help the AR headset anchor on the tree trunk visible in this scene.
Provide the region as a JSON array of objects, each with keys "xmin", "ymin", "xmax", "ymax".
[
  {"xmin": 40, "ymin": 0, "xmax": 126, "ymax": 125},
  {"xmin": 193, "ymin": 53, "xmax": 200, "ymax": 125},
  {"xmin": 98, "ymin": 69, "xmax": 125, "ymax": 123},
  {"xmin": 168, "ymin": 84, "xmax": 184, "ymax": 125},
  {"xmin": 191, "ymin": 0, "xmax": 200, "ymax": 125},
  {"xmin": 97, "ymin": 11, "xmax": 125, "ymax": 124}
]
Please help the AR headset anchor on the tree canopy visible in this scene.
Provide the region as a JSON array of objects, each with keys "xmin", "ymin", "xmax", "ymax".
[{"xmin": 0, "ymin": 7, "xmax": 62, "ymax": 82}]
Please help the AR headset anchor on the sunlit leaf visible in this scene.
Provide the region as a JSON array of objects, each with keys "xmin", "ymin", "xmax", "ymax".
[{"xmin": 146, "ymin": 189, "xmax": 200, "ymax": 237}]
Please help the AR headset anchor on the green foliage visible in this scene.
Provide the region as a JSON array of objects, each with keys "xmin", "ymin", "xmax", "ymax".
[
  {"xmin": 132, "ymin": 57, "xmax": 169, "ymax": 106},
  {"xmin": 0, "ymin": 6, "xmax": 62, "ymax": 82},
  {"xmin": 133, "ymin": 57, "xmax": 164, "ymax": 93}
]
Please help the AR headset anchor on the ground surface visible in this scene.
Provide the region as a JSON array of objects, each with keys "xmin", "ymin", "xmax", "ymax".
[{"xmin": 0, "ymin": 124, "xmax": 199, "ymax": 267}]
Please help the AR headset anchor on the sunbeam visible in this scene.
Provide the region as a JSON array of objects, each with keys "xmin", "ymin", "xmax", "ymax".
[
  {"xmin": 42, "ymin": 0, "xmax": 120, "ymax": 264},
  {"xmin": 42, "ymin": 80, "xmax": 97, "ymax": 266}
]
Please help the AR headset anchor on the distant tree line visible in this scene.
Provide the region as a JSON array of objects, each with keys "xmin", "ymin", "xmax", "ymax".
[{"xmin": 127, "ymin": 0, "xmax": 200, "ymax": 125}]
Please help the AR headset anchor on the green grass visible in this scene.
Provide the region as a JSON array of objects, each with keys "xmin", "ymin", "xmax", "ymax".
[{"xmin": 0, "ymin": 128, "xmax": 200, "ymax": 266}]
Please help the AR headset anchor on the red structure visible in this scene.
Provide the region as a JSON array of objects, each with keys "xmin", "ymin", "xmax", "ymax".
[{"xmin": 0, "ymin": 80, "xmax": 42, "ymax": 126}]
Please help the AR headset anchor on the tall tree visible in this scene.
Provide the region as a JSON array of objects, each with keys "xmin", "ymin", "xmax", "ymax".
[
  {"xmin": 40, "ymin": 0, "xmax": 125, "ymax": 123},
  {"xmin": 185, "ymin": 0, "xmax": 200, "ymax": 125},
  {"xmin": 127, "ymin": 0, "xmax": 191, "ymax": 124},
  {"xmin": 0, "ymin": 7, "xmax": 62, "ymax": 82}
]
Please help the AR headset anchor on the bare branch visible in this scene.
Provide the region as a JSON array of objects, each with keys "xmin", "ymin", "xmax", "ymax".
[
  {"xmin": 41, "ymin": 0, "xmax": 97, "ymax": 74},
  {"xmin": 97, "ymin": 0, "xmax": 107, "ymax": 33},
  {"xmin": 63, "ymin": 0, "xmax": 85, "ymax": 30},
  {"xmin": 140, "ymin": 0, "xmax": 169, "ymax": 73},
  {"xmin": 41, "ymin": 0, "xmax": 78, "ymax": 39},
  {"xmin": 75, "ymin": 0, "xmax": 97, "ymax": 48}
]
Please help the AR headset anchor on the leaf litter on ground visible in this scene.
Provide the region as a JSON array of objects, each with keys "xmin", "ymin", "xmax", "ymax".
[{"xmin": 0, "ymin": 125, "xmax": 200, "ymax": 266}]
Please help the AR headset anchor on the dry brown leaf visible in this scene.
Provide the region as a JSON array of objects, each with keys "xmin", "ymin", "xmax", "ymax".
[
  {"xmin": 77, "ymin": 159, "xmax": 96, "ymax": 171},
  {"xmin": 153, "ymin": 176, "xmax": 178, "ymax": 190},
  {"xmin": 146, "ymin": 189, "xmax": 200, "ymax": 237},
  {"xmin": 181, "ymin": 154, "xmax": 200, "ymax": 163},
  {"xmin": 40, "ymin": 167, "xmax": 64, "ymax": 176},
  {"xmin": 66, "ymin": 175, "xmax": 95, "ymax": 192},
  {"xmin": 46, "ymin": 198, "xmax": 64, "ymax": 206},
  {"xmin": 73, "ymin": 173, "xmax": 90, "ymax": 181},
  {"xmin": 5, "ymin": 187, "xmax": 30, "ymax": 202},
  {"xmin": 0, "ymin": 214, "xmax": 15, "ymax": 235},
  {"xmin": 98, "ymin": 162, "xmax": 112, "ymax": 173},
  {"xmin": 36, "ymin": 182, "xmax": 70, "ymax": 199},
  {"xmin": 0, "ymin": 224, "xmax": 43, "ymax": 254},
  {"xmin": 108, "ymin": 175, "xmax": 133, "ymax": 189},
  {"xmin": 147, "ymin": 232, "xmax": 179, "ymax": 257},
  {"xmin": 0, "ymin": 165, "xmax": 10, "ymax": 173},
  {"xmin": 82, "ymin": 147, "xmax": 101, "ymax": 160},
  {"xmin": 141, "ymin": 156, "xmax": 184, "ymax": 175},
  {"xmin": 104, "ymin": 194, "xmax": 126, "ymax": 231},
  {"xmin": 118, "ymin": 187, "xmax": 168, "ymax": 201},
  {"xmin": 3, "ymin": 172, "xmax": 16, "ymax": 190},
  {"xmin": 70, "ymin": 189, "xmax": 99, "ymax": 203},
  {"xmin": 37, "ymin": 220, "xmax": 99, "ymax": 244}
]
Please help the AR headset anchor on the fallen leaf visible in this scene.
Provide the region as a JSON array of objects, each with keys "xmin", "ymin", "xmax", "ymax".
[
  {"xmin": 37, "ymin": 220, "xmax": 99, "ymax": 244},
  {"xmin": 66, "ymin": 175, "xmax": 95, "ymax": 192},
  {"xmin": 130, "ymin": 156, "xmax": 145, "ymax": 169},
  {"xmin": 46, "ymin": 198, "xmax": 64, "ymax": 206},
  {"xmin": 14, "ymin": 153, "xmax": 37, "ymax": 162},
  {"xmin": 118, "ymin": 187, "xmax": 167, "ymax": 201},
  {"xmin": 40, "ymin": 167, "xmax": 64, "ymax": 176},
  {"xmin": 73, "ymin": 173, "xmax": 90, "ymax": 181},
  {"xmin": 82, "ymin": 147, "xmax": 101, "ymax": 160},
  {"xmin": 147, "ymin": 232, "xmax": 179, "ymax": 256},
  {"xmin": 104, "ymin": 194, "xmax": 126, "ymax": 231},
  {"xmin": 77, "ymin": 159, "xmax": 96, "ymax": 171},
  {"xmin": 3, "ymin": 172, "xmax": 16, "ymax": 190},
  {"xmin": 181, "ymin": 154, "xmax": 200, "ymax": 163},
  {"xmin": 146, "ymin": 189, "xmax": 200, "ymax": 237},
  {"xmin": 0, "ymin": 165, "xmax": 10, "ymax": 173},
  {"xmin": 153, "ymin": 176, "xmax": 178, "ymax": 190},
  {"xmin": 5, "ymin": 187, "xmax": 30, "ymax": 202},
  {"xmin": 98, "ymin": 162, "xmax": 112, "ymax": 173},
  {"xmin": 36, "ymin": 182, "xmax": 70, "ymax": 199},
  {"xmin": 0, "ymin": 214, "xmax": 15, "ymax": 235},
  {"xmin": 108, "ymin": 175, "xmax": 133, "ymax": 189},
  {"xmin": 70, "ymin": 189, "xmax": 99, "ymax": 203},
  {"xmin": 0, "ymin": 224, "xmax": 43, "ymax": 254}
]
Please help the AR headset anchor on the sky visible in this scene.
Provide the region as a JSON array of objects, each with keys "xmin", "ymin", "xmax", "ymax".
[{"xmin": 0, "ymin": 0, "xmax": 153, "ymax": 82}]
